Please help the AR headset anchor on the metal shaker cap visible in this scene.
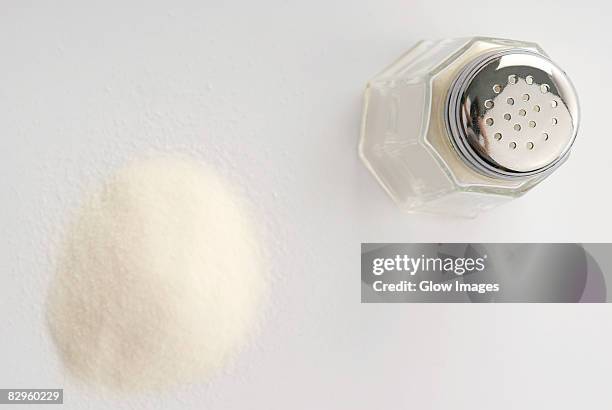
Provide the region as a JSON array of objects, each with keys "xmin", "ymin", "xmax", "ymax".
[{"xmin": 446, "ymin": 50, "xmax": 579, "ymax": 178}]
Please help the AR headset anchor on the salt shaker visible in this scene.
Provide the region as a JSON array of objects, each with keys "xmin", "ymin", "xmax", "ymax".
[{"xmin": 359, "ymin": 37, "xmax": 579, "ymax": 217}]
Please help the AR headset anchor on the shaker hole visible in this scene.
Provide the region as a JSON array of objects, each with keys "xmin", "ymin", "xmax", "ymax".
[
  {"xmin": 519, "ymin": 109, "xmax": 527, "ymax": 116},
  {"xmin": 508, "ymin": 75, "xmax": 518, "ymax": 84},
  {"xmin": 529, "ymin": 120, "xmax": 536, "ymax": 128},
  {"xmin": 507, "ymin": 97, "xmax": 514, "ymax": 105},
  {"xmin": 493, "ymin": 84, "xmax": 502, "ymax": 94},
  {"xmin": 494, "ymin": 132, "xmax": 503, "ymax": 141},
  {"xmin": 484, "ymin": 99, "xmax": 494, "ymax": 109},
  {"xmin": 527, "ymin": 142, "xmax": 535, "ymax": 150},
  {"xmin": 552, "ymin": 118, "xmax": 558, "ymax": 125},
  {"xmin": 504, "ymin": 113, "xmax": 512, "ymax": 121},
  {"xmin": 509, "ymin": 142, "xmax": 517, "ymax": 149},
  {"xmin": 486, "ymin": 118, "xmax": 494, "ymax": 126},
  {"xmin": 514, "ymin": 124, "xmax": 521, "ymax": 131},
  {"xmin": 551, "ymin": 100, "xmax": 558, "ymax": 108},
  {"xmin": 526, "ymin": 76, "xmax": 534, "ymax": 85},
  {"xmin": 543, "ymin": 132, "xmax": 549, "ymax": 141},
  {"xmin": 540, "ymin": 84, "xmax": 550, "ymax": 93},
  {"xmin": 522, "ymin": 93, "xmax": 530, "ymax": 101},
  {"xmin": 533, "ymin": 105, "xmax": 541, "ymax": 112}
]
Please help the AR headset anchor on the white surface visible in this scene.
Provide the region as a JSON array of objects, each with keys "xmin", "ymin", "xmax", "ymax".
[{"xmin": 1, "ymin": 1, "xmax": 612, "ymax": 409}]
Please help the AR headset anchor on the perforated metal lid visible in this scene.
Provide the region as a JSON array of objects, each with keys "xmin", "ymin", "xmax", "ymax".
[{"xmin": 446, "ymin": 50, "xmax": 579, "ymax": 178}]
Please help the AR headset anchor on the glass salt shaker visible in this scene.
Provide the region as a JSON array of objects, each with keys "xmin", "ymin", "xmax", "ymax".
[{"xmin": 359, "ymin": 37, "xmax": 579, "ymax": 217}]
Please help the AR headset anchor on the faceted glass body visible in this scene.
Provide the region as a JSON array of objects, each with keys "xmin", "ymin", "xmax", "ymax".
[{"xmin": 359, "ymin": 37, "xmax": 560, "ymax": 217}]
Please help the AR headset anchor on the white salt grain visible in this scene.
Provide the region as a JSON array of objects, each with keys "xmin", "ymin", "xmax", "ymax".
[{"xmin": 46, "ymin": 155, "xmax": 266, "ymax": 391}]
